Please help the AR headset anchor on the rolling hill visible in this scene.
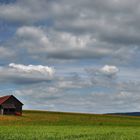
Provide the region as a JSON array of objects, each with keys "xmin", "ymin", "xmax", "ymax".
[{"xmin": 0, "ymin": 110, "xmax": 140, "ymax": 140}]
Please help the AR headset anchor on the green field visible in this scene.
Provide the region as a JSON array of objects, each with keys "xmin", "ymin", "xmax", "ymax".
[{"xmin": 0, "ymin": 110, "xmax": 140, "ymax": 140}]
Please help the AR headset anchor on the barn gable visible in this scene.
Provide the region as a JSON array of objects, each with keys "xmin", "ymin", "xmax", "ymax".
[{"xmin": 0, "ymin": 95, "xmax": 23, "ymax": 115}]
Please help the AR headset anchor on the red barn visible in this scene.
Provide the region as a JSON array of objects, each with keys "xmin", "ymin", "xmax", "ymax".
[{"xmin": 0, "ymin": 95, "xmax": 23, "ymax": 115}]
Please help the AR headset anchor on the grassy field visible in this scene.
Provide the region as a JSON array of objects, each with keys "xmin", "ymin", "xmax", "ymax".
[{"xmin": 0, "ymin": 110, "xmax": 140, "ymax": 140}]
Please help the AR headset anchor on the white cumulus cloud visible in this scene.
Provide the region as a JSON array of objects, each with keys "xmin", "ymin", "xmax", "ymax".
[
  {"xmin": 101, "ymin": 65, "xmax": 119, "ymax": 75},
  {"xmin": 9, "ymin": 63, "xmax": 55, "ymax": 77}
]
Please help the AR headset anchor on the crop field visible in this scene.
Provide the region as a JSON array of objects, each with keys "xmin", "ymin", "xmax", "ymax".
[{"xmin": 0, "ymin": 110, "xmax": 140, "ymax": 140}]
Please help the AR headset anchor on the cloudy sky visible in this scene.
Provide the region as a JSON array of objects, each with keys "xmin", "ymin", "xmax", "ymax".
[{"xmin": 0, "ymin": 0, "xmax": 140, "ymax": 113}]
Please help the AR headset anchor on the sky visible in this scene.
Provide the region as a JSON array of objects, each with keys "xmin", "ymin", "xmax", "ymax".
[{"xmin": 0, "ymin": 0, "xmax": 140, "ymax": 113}]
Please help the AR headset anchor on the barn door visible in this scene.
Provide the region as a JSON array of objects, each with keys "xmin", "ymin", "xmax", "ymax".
[{"xmin": 0, "ymin": 109, "xmax": 3, "ymax": 115}]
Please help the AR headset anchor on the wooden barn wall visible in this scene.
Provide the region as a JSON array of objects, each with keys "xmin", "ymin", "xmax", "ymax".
[{"xmin": 2, "ymin": 96, "xmax": 22, "ymax": 113}]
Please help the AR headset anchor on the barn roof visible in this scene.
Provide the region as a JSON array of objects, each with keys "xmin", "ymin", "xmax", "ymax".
[{"xmin": 0, "ymin": 95, "xmax": 23, "ymax": 105}]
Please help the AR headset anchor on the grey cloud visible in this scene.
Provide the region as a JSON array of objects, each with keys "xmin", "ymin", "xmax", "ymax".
[
  {"xmin": 15, "ymin": 26, "xmax": 115, "ymax": 60},
  {"xmin": 0, "ymin": 0, "xmax": 49, "ymax": 23},
  {"xmin": 11, "ymin": 79, "xmax": 140, "ymax": 113},
  {"xmin": 85, "ymin": 66, "xmax": 140, "ymax": 95},
  {"xmin": 47, "ymin": 48, "xmax": 112, "ymax": 59},
  {"xmin": 85, "ymin": 66, "xmax": 118, "ymax": 88},
  {"xmin": 51, "ymin": 0, "xmax": 140, "ymax": 47},
  {"xmin": 0, "ymin": 0, "xmax": 139, "ymax": 63},
  {"xmin": 1, "ymin": 0, "xmax": 140, "ymax": 47},
  {"xmin": 0, "ymin": 46, "xmax": 15, "ymax": 59},
  {"xmin": 0, "ymin": 66, "xmax": 139, "ymax": 113}
]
